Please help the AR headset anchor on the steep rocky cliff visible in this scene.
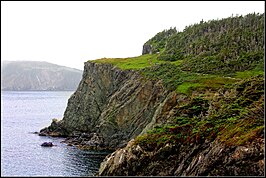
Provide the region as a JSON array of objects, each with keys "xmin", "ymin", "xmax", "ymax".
[
  {"xmin": 39, "ymin": 12, "xmax": 264, "ymax": 176},
  {"xmin": 40, "ymin": 60, "xmax": 264, "ymax": 176},
  {"xmin": 40, "ymin": 61, "xmax": 177, "ymax": 149}
]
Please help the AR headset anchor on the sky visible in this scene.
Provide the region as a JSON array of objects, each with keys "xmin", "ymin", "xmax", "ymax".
[{"xmin": 1, "ymin": 1, "xmax": 264, "ymax": 70}]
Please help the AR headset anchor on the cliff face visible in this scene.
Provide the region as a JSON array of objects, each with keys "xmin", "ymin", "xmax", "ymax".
[
  {"xmin": 39, "ymin": 12, "xmax": 264, "ymax": 176},
  {"xmin": 40, "ymin": 61, "xmax": 177, "ymax": 149}
]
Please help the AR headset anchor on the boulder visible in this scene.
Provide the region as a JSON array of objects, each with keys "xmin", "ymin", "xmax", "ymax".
[{"xmin": 41, "ymin": 142, "xmax": 54, "ymax": 147}]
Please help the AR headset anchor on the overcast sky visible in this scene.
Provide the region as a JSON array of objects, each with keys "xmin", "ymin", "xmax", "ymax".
[{"xmin": 1, "ymin": 1, "xmax": 264, "ymax": 70}]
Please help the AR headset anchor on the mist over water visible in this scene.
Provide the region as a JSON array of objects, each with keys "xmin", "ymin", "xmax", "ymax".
[{"xmin": 1, "ymin": 91, "xmax": 109, "ymax": 176}]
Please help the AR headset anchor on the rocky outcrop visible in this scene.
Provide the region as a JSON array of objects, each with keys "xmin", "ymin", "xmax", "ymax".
[
  {"xmin": 39, "ymin": 118, "xmax": 68, "ymax": 137},
  {"xmin": 98, "ymin": 138, "xmax": 264, "ymax": 176},
  {"xmin": 41, "ymin": 142, "xmax": 54, "ymax": 147},
  {"xmin": 61, "ymin": 132, "xmax": 106, "ymax": 150},
  {"xmin": 142, "ymin": 44, "xmax": 152, "ymax": 55},
  {"xmin": 40, "ymin": 62, "xmax": 176, "ymax": 150}
]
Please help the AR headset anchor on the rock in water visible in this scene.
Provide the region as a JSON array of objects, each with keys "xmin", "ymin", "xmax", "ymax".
[{"xmin": 41, "ymin": 142, "xmax": 53, "ymax": 147}]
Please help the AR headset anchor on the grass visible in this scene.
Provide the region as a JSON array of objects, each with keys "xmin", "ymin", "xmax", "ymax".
[
  {"xmin": 93, "ymin": 55, "xmax": 240, "ymax": 94},
  {"xmin": 92, "ymin": 54, "xmax": 183, "ymax": 70},
  {"xmin": 176, "ymin": 82, "xmax": 203, "ymax": 94},
  {"xmin": 170, "ymin": 60, "xmax": 183, "ymax": 66},
  {"xmin": 176, "ymin": 75, "xmax": 239, "ymax": 95},
  {"xmin": 234, "ymin": 70, "xmax": 264, "ymax": 79},
  {"xmin": 92, "ymin": 54, "xmax": 165, "ymax": 70}
]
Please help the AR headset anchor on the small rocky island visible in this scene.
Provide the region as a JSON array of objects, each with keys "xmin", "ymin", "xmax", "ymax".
[{"xmin": 39, "ymin": 13, "xmax": 264, "ymax": 176}]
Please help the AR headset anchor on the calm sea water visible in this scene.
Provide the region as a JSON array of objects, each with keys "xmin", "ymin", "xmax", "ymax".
[{"xmin": 1, "ymin": 91, "xmax": 110, "ymax": 176}]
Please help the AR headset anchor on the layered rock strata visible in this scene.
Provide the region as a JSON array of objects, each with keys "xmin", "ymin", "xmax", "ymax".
[{"xmin": 40, "ymin": 62, "xmax": 175, "ymax": 150}]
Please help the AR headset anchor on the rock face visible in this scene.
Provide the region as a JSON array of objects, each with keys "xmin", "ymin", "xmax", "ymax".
[
  {"xmin": 98, "ymin": 138, "xmax": 264, "ymax": 176},
  {"xmin": 142, "ymin": 44, "xmax": 152, "ymax": 55},
  {"xmin": 40, "ymin": 62, "xmax": 175, "ymax": 149}
]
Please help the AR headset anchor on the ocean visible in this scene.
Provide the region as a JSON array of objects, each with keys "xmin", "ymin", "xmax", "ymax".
[{"xmin": 1, "ymin": 91, "xmax": 109, "ymax": 176}]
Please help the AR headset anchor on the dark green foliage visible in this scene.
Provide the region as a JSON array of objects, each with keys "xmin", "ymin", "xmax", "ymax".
[
  {"xmin": 143, "ymin": 13, "xmax": 264, "ymax": 75},
  {"xmin": 177, "ymin": 96, "xmax": 209, "ymax": 118},
  {"xmin": 143, "ymin": 27, "xmax": 177, "ymax": 54},
  {"xmin": 158, "ymin": 47, "xmax": 185, "ymax": 61},
  {"xmin": 181, "ymin": 51, "xmax": 264, "ymax": 75}
]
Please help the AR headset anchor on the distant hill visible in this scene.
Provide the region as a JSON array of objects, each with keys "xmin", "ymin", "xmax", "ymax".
[{"xmin": 1, "ymin": 61, "xmax": 83, "ymax": 91}]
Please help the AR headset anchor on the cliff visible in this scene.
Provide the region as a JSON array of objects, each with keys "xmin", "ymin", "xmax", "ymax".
[
  {"xmin": 1, "ymin": 61, "xmax": 82, "ymax": 91},
  {"xmin": 40, "ymin": 60, "xmax": 264, "ymax": 176},
  {"xmin": 40, "ymin": 61, "xmax": 177, "ymax": 149},
  {"xmin": 39, "ymin": 12, "xmax": 264, "ymax": 176}
]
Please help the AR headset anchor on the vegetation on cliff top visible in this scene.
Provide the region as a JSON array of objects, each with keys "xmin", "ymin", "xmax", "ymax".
[
  {"xmin": 142, "ymin": 27, "xmax": 177, "ymax": 54},
  {"xmin": 135, "ymin": 76, "xmax": 264, "ymax": 150},
  {"xmin": 92, "ymin": 12, "xmax": 264, "ymax": 148},
  {"xmin": 93, "ymin": 54, "xmax": 164, "ymax": 70}
]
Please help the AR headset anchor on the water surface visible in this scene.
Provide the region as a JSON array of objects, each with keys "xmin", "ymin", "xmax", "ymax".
[{"xmin": 1, "ymin": 91, "xmax": 109, "ymax": 176}]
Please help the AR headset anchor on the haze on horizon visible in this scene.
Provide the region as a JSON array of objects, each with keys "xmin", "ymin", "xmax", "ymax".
[{"xmin": 1, "ymin": 1, "xmax": 264, "ymax": 70}]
